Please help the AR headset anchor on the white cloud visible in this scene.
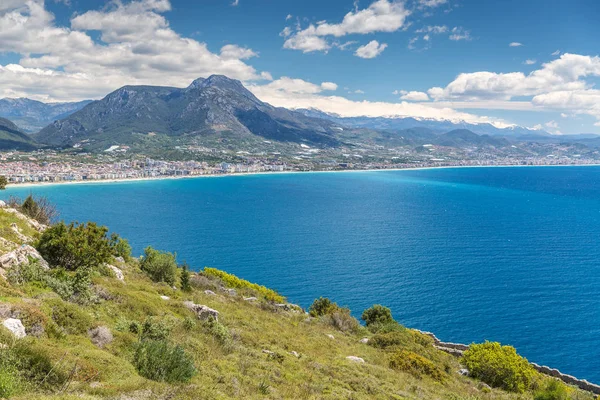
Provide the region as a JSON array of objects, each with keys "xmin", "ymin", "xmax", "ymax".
[
  {"xmin": 354, "ymin": 89, "xmax": 365, "ymax": 94},
  {"xmin": 552, "ymin": 50, "xmax": 560, "ymax": 56},
  {"xmin": 354, "ymin": 40, "xmax": 388, "ymax": 59},
  {"xmin": 220, "ymin": 44, "xmax": 257, "ymax": 60},
  {"xmin": 449, "ymin": 27, "xmax": 471, "ymax": 41},
  {"xmin": 0, "ymin": 0, "xmax": 266, "ymax": 101},
  {"xmin": 231, "ymin": 0, "xmax": 239, "ymax": 6},
  {"xmin": 509, "ymin": 42, "xmax": 523, "ymax": 47},
  {"xmin": 524, "ymin": 59, "xmax": 536, "ymax": 65},
  {"xmin": 283, "ymin": 0, "xmax": 409, "ymax": 53},
  {"xmin": 248, "ymin": 79, "xmax": 513, "ymax": 128},
  {"xmin": 398, "ymin": 90, "xmax": 429, "ymax": 101},
  {"xmin": 321, "ymin": 82, "xmax": 338, "ymax": 91},
  {"xmin": 285, "ymin": 14, "xmax": 292, "ymax": 21},
  {"xmin": 417, "ymin": 0, "xmax": 448, "ymax": 7},
  {"xmin": 532, "ymin": 89, "xmax": 600, "ymax": 119},
  {"xmin": 427, "ymin": 53, "xmax": 600, "ymax": 101},
  {"xmin": 545, "ymin": 120, "xmax": 559, "ymax": 129},
  {"xmin": 416, "ymin": 25, "xmax": 448, "ymax": 34}
]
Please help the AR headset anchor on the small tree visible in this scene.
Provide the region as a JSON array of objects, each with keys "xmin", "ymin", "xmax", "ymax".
[
  {"xmin": 13, "ymin": 195, "xmax": 58, "ymax": 225},
  {"xmin": 180, "ymin": 263, "xmax": 191, "ymax": 292},
  {"xmin": 36, "ymin": 221, "xmax": 113, "ymax": 271},
  {"xmin": 140, "ymin": 247, "xmax": 177, "ymax": 285},
  {"xmin": 308, "ymin": 297, "xmax": 338, "ymax": 317},
  {"xmin": 0, "ymin": 175, "xmax": 7, "ymax": 190},
  {"xmin": 361, "ymin": 304, "xmax": 393, "ymax": 326}
]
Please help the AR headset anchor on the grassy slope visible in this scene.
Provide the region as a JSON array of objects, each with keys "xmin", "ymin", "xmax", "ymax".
[{"xmin": 0, "ymin": 210, "xmax": 594, "ymax": 400}]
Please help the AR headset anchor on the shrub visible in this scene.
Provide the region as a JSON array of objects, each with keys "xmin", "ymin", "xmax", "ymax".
[
  {"xmin": 361, "ymin": 305, "xmax": 394, "ymax": 327},
  {"xmin": 133, "ymin": 340, "xmax": 196, "ymax": 383},
  {"xmin": 389, "ymin": 350, "xmax": 444, "ymax": 381},
  {"xmin": 7, "ymin": 261, "xmax": 77, "ymax": 301},
  {"xmin": 180, "ymin": 263, "xmax": 191, "ymax": 292},
  {"xmin": 0, "ymin": 175, "xmax": 7, "ymax": 190},
  {"xmin": 140, "ymin": 247, "xmax": 177, "ymax": 285},
  {"xmin": 534, "ymin": 380, "xmax": 569, "ymax": 400},
  {"xmin": 369, "ymin": 330, "xmax": 410, "ymax": 349},
  {"xmin": 462, "ymin": 342, "xmax": 537, "ymax": 393},
  {"xmin": 366, "ymin": 320, "xmax": 405, "ymax": 334},
  {"xmin": 36, "ymin": 221, "xmax": 113, "ymax": 271},
  {"xmin": 308, "ymin": 297, "xmax": 338, "ymax": 317},
  {"xmin": 109, "ymin": 233, "xmax": 132, "ymax": 261},
  {"xmin": 203, "ymin": 267, "xmax": 285, "ymax": 303},
  {"xmin": 8, "ymin": 195, "xmax": 58, "ymax": 225},
  {"xmin": 328, "ymin": 309, "xmax": 361, "ymax": 333},
  {"xmin": 48, "ymin": 299, "xmax": 93, "ymax": 335},
  {"xmin": 203, "ymin": 318, "xmax": 232, "ymax": 346},
  {"xmin": 140, "ymin": 317, "xmax": 172, "ymax": 341},
  {"xmin": 0, "ymin": 366, "xmax": 20, "ymax": 398}
]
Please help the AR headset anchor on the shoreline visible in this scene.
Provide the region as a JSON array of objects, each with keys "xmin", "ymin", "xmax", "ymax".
[{"xmin": 5, "ymin": 162, "xmax": 600, "ymax": 189}]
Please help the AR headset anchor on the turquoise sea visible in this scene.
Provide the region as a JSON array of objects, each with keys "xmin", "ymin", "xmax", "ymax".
[{"xmin": 4, "ymin": 166, "xmax": 600, "ymax": 382}]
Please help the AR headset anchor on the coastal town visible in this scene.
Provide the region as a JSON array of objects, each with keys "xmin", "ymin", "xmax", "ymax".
[{"xmin": 1, "ymin": 148, "xmax": 599, "ymax": 185}]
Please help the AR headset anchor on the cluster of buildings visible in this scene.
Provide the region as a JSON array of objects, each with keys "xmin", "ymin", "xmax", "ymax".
[{"xmin": 0, "ymin": 158, "xmax": 287, "ymax": 184}]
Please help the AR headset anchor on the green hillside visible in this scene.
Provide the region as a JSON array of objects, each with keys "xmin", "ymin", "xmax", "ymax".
[
  {"xmin": 0, "ymin": 202, "xmax": 595, "ymax": 400},
  {"xmin": 0, "ymin": 118, "xmax": 37, "ymax": 151}
]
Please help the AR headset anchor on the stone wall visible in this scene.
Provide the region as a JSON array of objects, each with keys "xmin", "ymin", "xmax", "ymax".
[{"xmin": 416, "ymin": 330, "xmax": 600, "ymax": 395}]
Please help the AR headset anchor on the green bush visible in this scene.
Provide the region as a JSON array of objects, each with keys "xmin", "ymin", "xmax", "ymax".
[
  {"xmin": 133, "ymin": 340, "xmax": 196, "ymax": 383},
  {"xmin": 361, "ymin": 305, "xmax": 394, "ymax": 327},
  {"xmin": 203, "ymin": 318, "xmax": 232, "ymax": 346},
  {"xmin": 14, "ymin": 195, "xmax": 58, "ymax": 225},
  {"xmin": 140, "ymin": 317, "xmax": 172, "ymax": 341},
  {"xmin": 366, "ymin": 320, "xmax": 406, "ymax": 334},
  {"xmin": 308, "ymin": 297, "xmax": 338, "ymax": 317},
  {"xmin": 389, "ymin": 350, "xmax": 444, "ymax": 381},
  {"xmin": 203, "ymin": 267, "xmax": 285, "ymax": 303},
  {"xmin": 48, "ymin": 299, "xmax": 93, "ymax": 335},
  {"xmin": 0, "ymin": 365, "xmax": 20, "ymax": 398},
  {"xmin": 37, "ymin": 221, "xmax": 113, "ymax": 271},
  {"xmin": 110, "ymin": 233, "xmax": 132, "ymax": 261},
  {"xmin": 534, "ymin": 380, "xmax": 569, "ymax": 400},
  {"xmin": 140, "ymin": 247, "xmax": 178, "ymax": 285},
  {"xmin": 369, "ymin": 330, "xmax": 410, "ymax": 349},
  {"xmin": 462, "ymin": 342, "xmax": 537, "ymax": 393}
]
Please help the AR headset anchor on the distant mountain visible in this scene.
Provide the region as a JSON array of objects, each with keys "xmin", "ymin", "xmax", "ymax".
[
  {"xmin": 434, "ymin": 129, "xmax": 510, "ymax": 148},
  {"xmin": 296, "ymin": 108, "xmax": 552, "ymax": 139},
  {"xmin": 0, "ymin": 98, "xmax": 92, "ymax": 132},
  {"xmin": 34, "ymin": 75, "xmax": 341, "ymax": 150},
  {"xmin": 0, "ymin": 117, "xmax": 38, "ymax": 150}
]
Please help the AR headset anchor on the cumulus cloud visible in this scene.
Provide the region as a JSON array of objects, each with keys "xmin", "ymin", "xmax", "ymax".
[
  {"xmin": 509, "ymin": 42, "xmax": 523, "ymax": 47},
  {"xmin": 398, "ymin": 90, "xmax": 429, "ymax": 101},
  {"xmin": 354, "ymin": 40, "xmax": 388, "ymax": 58},
  {"xmin": 0, "ymin": 0, "xmax": 265, "ymax": 101},
  {"xmin": 282, "ymin": 0, "xmax": 409, "ymax": 53},
  {"xmin": 524, "ymin": 59, "xmax": 536, "ymax": 65},
  {"xmin": 425, "ymin": 53, "xmax": 600, "ymax": 124}
]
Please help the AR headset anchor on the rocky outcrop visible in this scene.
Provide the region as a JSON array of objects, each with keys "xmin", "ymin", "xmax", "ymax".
[
  {"xmin": 106, "ymin": 264, "xmax": 124, "ymax": 282},
  {"xmin": 183, "ymin": 301, "xmax": 220, "ymax": 322},
  {"xmin": 3, "ymin": 208, "xmax": 47, "ymax": 232},
  {"xmin": 0, "ymin": 244, "xmax": 49, "ymax": 277},
  {"xmin": 89, "ymin": 326, "xmax": 114, "ymax": 348},
  {"xmin": 2, "ymin": 318, "xmax": 26, "ymax": 338}
]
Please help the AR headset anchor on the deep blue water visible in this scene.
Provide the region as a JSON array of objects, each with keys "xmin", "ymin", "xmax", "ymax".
[{"xmin": 3, "ymin": 166, "xmax": 600, "ymax": 382}]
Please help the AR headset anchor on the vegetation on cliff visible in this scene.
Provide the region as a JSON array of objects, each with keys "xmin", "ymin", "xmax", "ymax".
[{"xmin": 0, "ymin": 201, "xmax": 595, "ymax": 399}]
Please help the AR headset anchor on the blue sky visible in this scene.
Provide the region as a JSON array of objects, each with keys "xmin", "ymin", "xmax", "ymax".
[{"xmin": 1, "ymin": 0, "xmax": 599, "ymax": 134}]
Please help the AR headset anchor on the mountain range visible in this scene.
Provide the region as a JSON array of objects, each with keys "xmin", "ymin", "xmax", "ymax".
[
  {"xmin": 0, "ymin": 98, "xmax": 92, "ymax": 132},
  {"xmin": 0, "ymin": 75, "xmax": 598, "ymax": 154}
]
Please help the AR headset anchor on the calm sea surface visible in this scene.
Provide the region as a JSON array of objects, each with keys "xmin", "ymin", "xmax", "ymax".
[{"xmin": 4, "ymin": 166, "xmax": 600, "ymax": 381}]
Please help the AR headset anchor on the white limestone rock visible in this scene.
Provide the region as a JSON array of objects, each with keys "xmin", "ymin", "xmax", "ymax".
[
  {"xmin": 183, "ymin": 301, "xmax": 220, "ymax": 321},
  {"xmin": 359, "ymin": 337, "xmax": 369, "ymax": 344},
  {"xmin": 106, "ymin": 264, "xmax": 124, "ymax": 282},
  {"xmin": 0, "ymin": 244, "xmax": 49, "ymax": 271},
  {"xmin": 160, "ymin": 295, "xmax": 170, "ymax": 300},
  {"xmin": 2, "ymin": 318, "xmax": 26, "ymax": 338},
  {"xmin": 326, "ymin": 334, "xmax": 335, "ymax": 340},
  {"xmin": 346, "ymin": 356, "xmax": 365, "ymax": 363}
]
